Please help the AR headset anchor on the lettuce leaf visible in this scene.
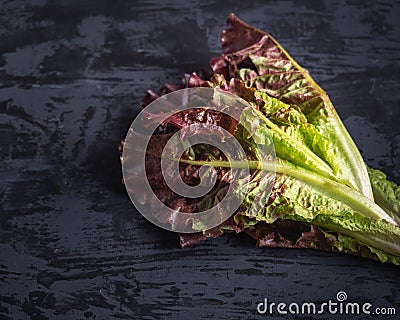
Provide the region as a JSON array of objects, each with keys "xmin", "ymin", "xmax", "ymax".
[
  {"xmin": 369, "ymin": 167, "xmax": 400, "ymax": 223},
  {"xmin": 123, "ymin": 14, "xmax": 400, "ymax": 265},
  {"xmin": 246, "ymin": 220, "xmax": 400, "ymax": 265},
  {"xmin": 211, "ymin": 13, "xmax": 373, "ymax": 200}
]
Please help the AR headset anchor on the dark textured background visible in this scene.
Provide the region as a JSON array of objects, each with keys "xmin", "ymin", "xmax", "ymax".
[{"xmin": 1, "ymin": 1, "xmax": 400, "ymax": 319}]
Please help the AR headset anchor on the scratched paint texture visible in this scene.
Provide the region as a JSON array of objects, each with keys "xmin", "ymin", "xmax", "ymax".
[{"xmin": 0, "ymin": 0, "xmax": 399, "ymax": 319}]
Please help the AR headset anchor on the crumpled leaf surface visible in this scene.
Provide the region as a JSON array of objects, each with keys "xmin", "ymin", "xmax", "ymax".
[{"xmin": 123, "ymin": 14, "xmax": 400, "ymax": 265}]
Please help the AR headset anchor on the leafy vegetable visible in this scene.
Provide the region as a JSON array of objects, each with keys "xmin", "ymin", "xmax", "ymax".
[
  {"xmin": 124, "ymin": 14, "xmax": 400, "ymax": 265},
  {"xmin": 212, "ymin": 13, "xmax": 373, "ymax": 199}
]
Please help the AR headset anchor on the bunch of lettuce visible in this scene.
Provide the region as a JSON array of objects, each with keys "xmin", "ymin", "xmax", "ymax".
[{"xmin": 127, "ymin": 14, "xmax": 400, "ymax": 265}]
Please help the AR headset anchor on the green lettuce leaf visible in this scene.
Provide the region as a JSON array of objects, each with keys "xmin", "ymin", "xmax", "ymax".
[
  {"xmin": 212, "ymin": 13, "xmax": 373, "ymax": 199},
  {"xmin": 368, "ymin": 167, "xmax": 400, "ymax": 222}
]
